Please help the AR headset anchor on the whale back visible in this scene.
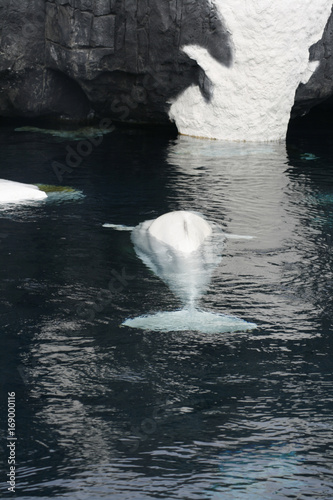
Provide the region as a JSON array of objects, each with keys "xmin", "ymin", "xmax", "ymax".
[
  {"xmin": 148, "ymin": 210, "xmax": 212, "ymax": 253},
  {"xmin": 0, "ymin": 179, "xmax": 47, "ymax": 203},
  {"xmin": 131, "ymin": 210, "xmax": 223, "ymax": 306}
]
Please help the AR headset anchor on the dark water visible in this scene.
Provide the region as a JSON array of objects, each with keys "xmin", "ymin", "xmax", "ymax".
[{"xmin": 0, "ymin": 123, "xmax": 333, "ymax": 499}]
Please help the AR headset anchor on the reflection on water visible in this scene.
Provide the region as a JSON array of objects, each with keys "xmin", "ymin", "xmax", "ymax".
[
  {"xmin": 166, "ymin": 137, "xmax": 333, "ymax": 339},
  {"xmin": 0, "ymin": 127, "xmax": 333, "ymax": 499}
]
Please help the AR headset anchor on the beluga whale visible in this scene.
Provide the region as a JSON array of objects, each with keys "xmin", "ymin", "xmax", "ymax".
[
  {"xmin": 0, "ymin": 179, "xmax": 48, "ymax": 204},
  {"xmin": 103, "ymin": 210, "xmax": 257, "ymax": 333},
  {"xmin": 0, "ymin": 179, "xmax": 84, "ymax": 205}
]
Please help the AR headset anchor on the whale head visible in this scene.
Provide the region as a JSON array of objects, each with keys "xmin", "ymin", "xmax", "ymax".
[
  {"xmin": 131, "ymin": 210, "xmax": 223, "ymax": 306},
  {"xmin": 147, "ymin": 210, "xmax": 213, "ymax": 254}
]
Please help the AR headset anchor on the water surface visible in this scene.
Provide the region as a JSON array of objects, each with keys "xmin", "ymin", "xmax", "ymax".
[{"xmin": 0, "ymin": 124, "xmax": 333, "ymax": 499}]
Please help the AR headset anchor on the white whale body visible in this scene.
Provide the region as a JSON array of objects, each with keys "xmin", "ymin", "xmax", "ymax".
[
  {"xmin": 0, "ymin": 179, "xmax": 48, "ymax": 203},
  {"xmin": 147, "ymin": 211, "xmax": 212, "ymax": 253},
  {"xmin": 131, "ymin": 211, "xmax": 220, "ymax": 306},
  {"xmin": 104, "ymin": 210, "xmax": 257, "ymax": 333}
]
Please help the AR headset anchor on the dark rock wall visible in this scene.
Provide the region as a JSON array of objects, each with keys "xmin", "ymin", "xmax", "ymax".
[
  {"xmin": 293, "ymin": 6, "xmax": 333, "ymax": 118},
  {"xmin": 0, "ymin": 0, "xmax": 231, "ymax": 123},
  {"xmin": 0, "ymin": 0, "xmax": 333, "ymax": 125},
  {"xmin": 0, "ymin": 0, "xmax": 90, "ymax": 119}
]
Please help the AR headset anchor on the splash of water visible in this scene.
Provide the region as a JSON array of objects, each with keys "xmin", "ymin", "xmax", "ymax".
[{"xmin": 122, "ymin": 306, "xmax": 257, "ymax": 333}]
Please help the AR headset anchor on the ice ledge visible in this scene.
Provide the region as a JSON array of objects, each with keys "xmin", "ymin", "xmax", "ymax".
[{"xmin": 169, "ymin": 1, "xmax": 333, "ymax": 142}]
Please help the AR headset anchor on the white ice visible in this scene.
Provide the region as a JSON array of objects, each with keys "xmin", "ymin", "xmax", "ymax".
[{"xmin": 169, "ymin": 0, "xmax": 332, "ymax": 141}]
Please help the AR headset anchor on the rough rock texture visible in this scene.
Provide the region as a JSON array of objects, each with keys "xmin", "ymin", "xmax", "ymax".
[
  {"xmin": 0, "ymin": 0, "xmax": 333, "ymax": 137},
  {"xmin": 0, "ymin": 0, "xmax": 231, "ymax": 124},
  {"xmin": 293, "ymin": 7, "xmax": 333, "ymax": 118}
]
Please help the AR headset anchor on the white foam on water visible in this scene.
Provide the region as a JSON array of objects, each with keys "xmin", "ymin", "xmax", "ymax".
[{"xmin": 122, "ymin": 308, "xmax": 257, "ymax": 333}]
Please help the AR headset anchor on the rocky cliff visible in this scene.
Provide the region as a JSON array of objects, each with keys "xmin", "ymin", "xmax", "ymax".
[
  {"xmin": 0, "ymin": 0, "xmax": 231, "ymax": 123},
  {"xmin": 0, "ymin": 0, "xmax": 333, "ymax": 139}
]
